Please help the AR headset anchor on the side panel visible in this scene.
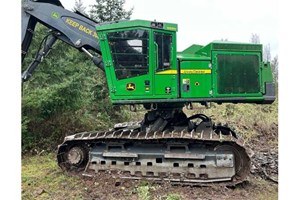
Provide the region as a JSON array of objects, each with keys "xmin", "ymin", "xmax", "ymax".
[
  {"xmin": 180, "ymin": 61, "xmax": 212, "ymax": 98},
  {"xmin": 261, "ymin": 62, "xmax": 274, "ymax": 94}
]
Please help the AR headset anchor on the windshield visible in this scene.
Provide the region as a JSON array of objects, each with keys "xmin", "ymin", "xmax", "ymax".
[{"xmin": 107, "ymin": 29, "xmax": 149, "ymax": 80}]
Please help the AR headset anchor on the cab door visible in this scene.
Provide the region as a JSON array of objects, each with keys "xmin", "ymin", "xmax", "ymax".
[
  {"xmin": 152, "ymin": 30, "xmax": 178, "ymax": 98},
  {"xmin": 104, "ymin": 29, "xmax": 153, "ymax": 98}
]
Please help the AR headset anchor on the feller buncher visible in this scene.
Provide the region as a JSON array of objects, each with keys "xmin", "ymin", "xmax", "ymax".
[{"xmin": 22, "ymin": 0, "xmax": 275, "ymax": 184}]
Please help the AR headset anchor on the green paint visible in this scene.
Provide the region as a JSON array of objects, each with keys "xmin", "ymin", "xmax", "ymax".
[
  {"xmin": 96, "ymin": 20, "xmax": 274, "ymax": 106},
  {"xmin": 180, "ymin": 60, "xmax": 212, "ymax": 98}
]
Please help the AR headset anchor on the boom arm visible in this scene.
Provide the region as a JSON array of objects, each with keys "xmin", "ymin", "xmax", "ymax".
[{"xmin": 22, "ymin": 0, "xmax": 104, "ymax": 82}]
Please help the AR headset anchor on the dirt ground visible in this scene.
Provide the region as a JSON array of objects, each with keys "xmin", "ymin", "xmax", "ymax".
[
  {"xmin": 22, "ymin": 162, "xmax": 277, "ymax": 200},
  {"xmin": 72, "ymin": 174, "xmax": 277, "ymax": 200}
]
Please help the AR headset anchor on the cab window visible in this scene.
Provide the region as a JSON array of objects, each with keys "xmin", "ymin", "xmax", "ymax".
[
  {"xmin": 107, "ymin": 30, "xmax": 149, "ymax": 80},
  {"xmin": 154, "ymin": 32, "xmax": 172, "ymax": 71}
]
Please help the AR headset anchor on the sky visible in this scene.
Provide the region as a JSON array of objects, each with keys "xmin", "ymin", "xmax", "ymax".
[{"xmin": 61, "ymin": 0, "xmax": 278, "ymax": 57}]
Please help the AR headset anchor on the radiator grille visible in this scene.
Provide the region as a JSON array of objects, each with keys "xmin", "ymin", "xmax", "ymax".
[{"xmin": 217, "ymin": 54, "xmax": 260, "ymax": 94}]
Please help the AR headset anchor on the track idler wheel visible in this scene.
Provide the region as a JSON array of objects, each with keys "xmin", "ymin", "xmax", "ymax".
[
  {"xmin": 61, "ymin": 145, "xmax": 89, "ymax": 170},
  {"xmin": 67, "ymin": 146, "xmax": 86, "ymax": 166}
]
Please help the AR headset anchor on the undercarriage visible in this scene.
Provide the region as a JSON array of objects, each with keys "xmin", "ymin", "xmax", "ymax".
[{"xmin": 57, "ymin": 108, "xmax": 251, "ymax": 185}]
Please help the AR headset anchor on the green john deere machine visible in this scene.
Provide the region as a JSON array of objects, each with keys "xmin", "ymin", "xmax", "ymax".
[
  {"xmin": 97, "ymin": 20, "xmax": 274, "ymax": 105},
  {"xmin": 22, "ymin": 0, "xmax": 275, "ymax": 185}
]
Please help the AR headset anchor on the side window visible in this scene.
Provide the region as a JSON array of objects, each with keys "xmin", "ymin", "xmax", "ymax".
[
  {"xmin": 154, "ymin": 32, "xmax": 172, "ymax": 71},
  {"xmin": 107, "ymin": 30, "xmax": 149, "ymax": 80}
]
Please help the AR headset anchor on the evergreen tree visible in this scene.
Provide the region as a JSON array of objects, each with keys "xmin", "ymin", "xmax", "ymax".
[
  {"xmin": 90, "ymin": 0, "xmax": 133, "ymax": 22},
  {"xmin": 73, "ymin": 0, "xmax": 86, "ymax": 14},
  {"xmin": 21, "ymin": 0, "xmax": 134, "ymax": 151}
]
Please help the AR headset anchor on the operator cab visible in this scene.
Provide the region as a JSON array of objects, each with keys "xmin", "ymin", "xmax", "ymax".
[{"xmin": 96, "ymin": 20, "xmax": 178, "ymax": 104}]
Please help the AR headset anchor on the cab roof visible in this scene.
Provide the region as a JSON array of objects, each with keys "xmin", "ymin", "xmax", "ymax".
[{"xmin": 96, "ymin": 19, "xmax": 178, "ymax": 32}]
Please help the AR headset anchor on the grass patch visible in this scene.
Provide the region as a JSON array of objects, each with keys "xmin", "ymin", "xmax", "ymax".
[
  {"xmin": 166, "ymin": 193, "xmax": 181, "ymax": 200},
  {"xmin": 136, "ymin": 185, "xmax": 153, "ymax": 200},
  {"xmin": 22, "ymin": 153, "xmax": 86, "ymax": 200},
  {"xmin": 136, "ymin": 185, "xmax": 151, "ymax": 200},
  {"xmin": 251, "ymin": 178, "xmax": 278, "ymax": 200},
  {"xmin": 132, "ymin": 181, "xmax": 157, "ymax": 200}
]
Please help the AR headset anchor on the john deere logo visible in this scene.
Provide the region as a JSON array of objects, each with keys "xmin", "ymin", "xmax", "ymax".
[
  {"xmin": 126, "ymin": 83, "xmax": 136, "ymax": 91},
  {"xmin": 51, "ymin": 11, "xmax": 60, "ymax": 19}
]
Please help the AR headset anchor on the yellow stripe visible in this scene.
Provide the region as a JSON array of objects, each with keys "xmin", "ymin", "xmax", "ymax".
[
  {"xmin": 156, "ymin": 69, "xmax": 211, "ymax": 75},
  {"xmin": 181, "ymin": 69, "xmax": 211, "ymax": 74},
  {"xmin": 156, "ymin": 70, "xmax": 177, "ymax": 74}
]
